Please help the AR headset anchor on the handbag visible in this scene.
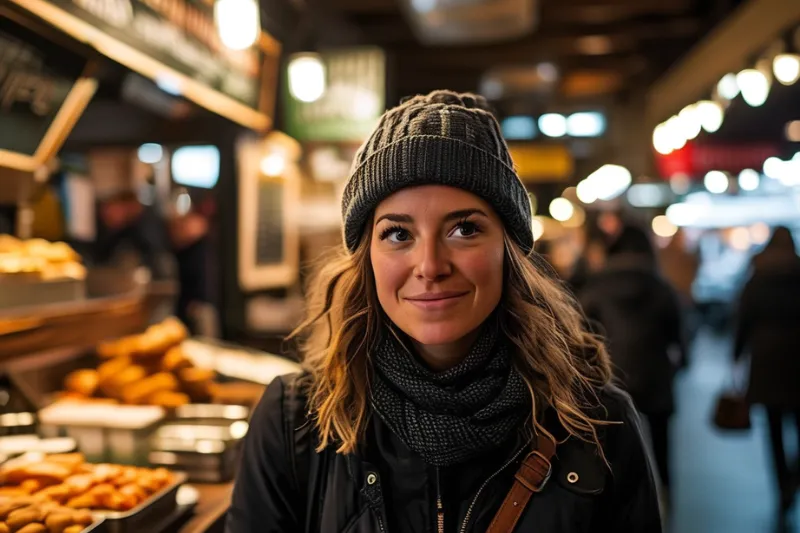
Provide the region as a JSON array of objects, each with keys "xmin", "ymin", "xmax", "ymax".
[
  {"xmin": 486, "ymin": 432, "xmax": 556, "ymax": 533},
  {"xmin": 712, "ymin": 360, "xmax": 751, "ymax": 431}
]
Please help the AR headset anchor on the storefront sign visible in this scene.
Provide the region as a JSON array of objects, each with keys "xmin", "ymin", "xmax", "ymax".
[
  {"xmin": 10, "ymin": 0, "xmax": 279, "ymax": 131},
  {"xmin": 655, "ymin": 141, "xmax": 780, "ymax": 178},
  {"xmin": 508, "ymin": 143, "xmax": 574, "ymax": 183},
  {"xmin": 284, "ymin": 48, "xmax": 385, "ymax": 143},
  {"xmin": 0, "ymin": 13, "xmax": 96, "ymax": 172}
]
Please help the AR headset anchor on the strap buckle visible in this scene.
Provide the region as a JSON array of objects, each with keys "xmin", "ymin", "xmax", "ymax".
[{"xmin": 515, "ymin": 450, "xmax": 553, "ymax": 493}]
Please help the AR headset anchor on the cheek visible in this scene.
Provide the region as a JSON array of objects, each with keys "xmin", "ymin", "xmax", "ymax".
[
  {"xmin": 458, "ymin": 246, "xmax": 504, "ymax": 300},
  {"xmin": 370, "ymin": 249, "xmax": 407, "ymax": 303}
]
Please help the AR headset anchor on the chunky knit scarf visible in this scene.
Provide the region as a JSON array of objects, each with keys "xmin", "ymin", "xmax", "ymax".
[{"xmin": 370, "ymin": 324, "xmax": 530, "ymax": 466}]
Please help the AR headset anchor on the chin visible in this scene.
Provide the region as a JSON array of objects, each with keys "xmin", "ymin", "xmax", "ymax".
[{"xmin": 403, "ymin": 322, "xmax": 472, "ymax": 346}]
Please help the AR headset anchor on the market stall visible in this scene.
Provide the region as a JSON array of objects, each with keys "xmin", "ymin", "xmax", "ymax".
[{"xmin": 0, "ymin": 0, "xmax": 302, "ymax": 531}]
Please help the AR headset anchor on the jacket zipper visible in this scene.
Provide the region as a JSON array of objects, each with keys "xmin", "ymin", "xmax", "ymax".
[
  {"xmin": 459, "ymin": 438, "xmax": 532, "ymax": 533},
  {"xmin": 436, "ymin": 467, "xmax": 444, "ymax": 533}
]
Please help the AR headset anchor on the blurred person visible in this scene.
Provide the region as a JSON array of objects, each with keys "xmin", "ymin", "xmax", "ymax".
[
  {"xmin": 659, "ymin": 229, "xmax": 700, "ymax": 342},
  {"xmin": 227, "ymin": 91, "xmax": 661, "ymax": 533},
  {"xmin": 733, "ymin": 226, "xmax": 800, "ymax": 518},
  {"xmin": 167, "ymin": 191, "xmax": 216, "ymax": 335},
  {"xmin": 94, "ymin": 189, "xmax": 172, "ymax": 279},
  {"xmin": 579, "ymin": 225, "xmax": 686, "ymax": 498}
]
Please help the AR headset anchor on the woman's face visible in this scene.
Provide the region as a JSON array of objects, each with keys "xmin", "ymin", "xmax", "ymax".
[{"xmin": 370, "ymin": 185, "xmax": 505, "ymax": 348}]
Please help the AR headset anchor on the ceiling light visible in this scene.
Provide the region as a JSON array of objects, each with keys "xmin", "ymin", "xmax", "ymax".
[
  {"xmin": 288, "ymin": 54, "xmax": 326, "ymax": 103},
  {"xmin": 138, "ymin": 143, "xmax": 163, "ymax": 165},
  {"xmin": 773, "ymin": 53, "xmax": 800, "ymax": 85},
  {"xmin": 666, "ymin": 115, "xmax": 687, "ymax": 150},
  {"xmin": 717, "ymin": 73, "xmax": 740, "ymax": 100},
  {"xmin": 576, "ymin": 180, "xmax": 597, "ymax": 204},
  {"xmin": 737, "ymin": 169, "xmax": 760, "ymax": 191},
  {"xmin": 566, "ymin": 112, "xmax": 605, "ymax": 137},
  {"xmin": 736, "ymin": 69, "xmax": 770, "ymax": 107},
  {"xmin": 260, "ymin": 153, "xmax": 286, "ymax": 177},
  {"xmin": 763, "ymin": 156, "xmax": 784, "ymax": 179},
  {"xmin": 653, "ymin": 123, "xmax": 673, "ymax": 155},
  {"xmin": 531, "ymin": 218, "xmax": 545, "ymax": 241},
  {"xmin": 549, "ymin": 197, "xmax": 574, "ymax": 222},
  {"xmin": 696, "ymin": 100, "xmax": 724, "ymax": 133},
  {"xmin": 586, "ymin": 164, "xmax": 632, "ymax": 201},
  {"xmin": 214, "ymin": 0, "xmax": 260, "ymax": 51},
  {"xmin": 678, "ymin": 103, "xmax": 702, "ymax": 140},
  {"xmin": 652, "ymin": 215, "xmax": 678, "ymax": 238},
  {"xmin": 538, "ymin": 113, "xmax": 567, "ymax": 137},
  {"xmin": 704, "ymin": 170, "xmax": 729, "ymax": 194}
]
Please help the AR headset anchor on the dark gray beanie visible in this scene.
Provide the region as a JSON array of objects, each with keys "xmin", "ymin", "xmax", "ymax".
[{"xmin": 341, "ymin": 90, "xmax": 533, "ymax": 253}]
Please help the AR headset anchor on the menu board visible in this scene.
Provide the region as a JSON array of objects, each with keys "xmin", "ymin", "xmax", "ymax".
[
  {"xmin": 0, "ymin": 15, "xmax": 88, "ymax": 159},
  {"xmin": 255, "ymin": 179, "xmax": 284, "ymax": 266},
  {"xmin": 9, "ymin": 0, "xmax": 278, "ymax": 131},
  {"xmin": 237, "ymin": 136, "xmax": 299, "ymax": 291}
]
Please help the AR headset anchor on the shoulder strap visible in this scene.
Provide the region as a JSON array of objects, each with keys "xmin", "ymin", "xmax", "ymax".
[{"xmin": 486, "ymin": 432, "xmax": 557, "ymax": 533}]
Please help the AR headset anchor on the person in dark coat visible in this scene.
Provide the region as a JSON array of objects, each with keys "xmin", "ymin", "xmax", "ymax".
[
  {"xmin": 734, "ymin": 226, "xmax": 800, "ymax": 516},
  {"xmin": 578, "ymin": 225, "xmax": 686, "ymax": 494},
  {"xmin": 226, "ymin": 91, "xmax": 661, "ymax": 533}
]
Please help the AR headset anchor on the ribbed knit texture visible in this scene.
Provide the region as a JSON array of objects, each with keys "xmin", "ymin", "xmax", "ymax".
[
  {"xmin": 370, "ymin": 323, "xmax": 529, "ymax": 466},
  {"xmin": 341, "ymin": 90, "xmax": 533, "ymax": 252}
]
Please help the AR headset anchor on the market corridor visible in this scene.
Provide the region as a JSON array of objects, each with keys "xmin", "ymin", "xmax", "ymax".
[{"xmin": 669, "ymin": 328, "xmax": 799, "ymax": 533}]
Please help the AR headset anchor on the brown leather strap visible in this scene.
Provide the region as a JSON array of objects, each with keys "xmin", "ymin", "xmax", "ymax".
[{"xmin": 486, "ymin": 433, "xmax": 556, "ymax": 533}]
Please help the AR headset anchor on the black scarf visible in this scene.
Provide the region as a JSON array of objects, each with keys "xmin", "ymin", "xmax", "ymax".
[{"xmin": 370, "ymin": 323, "xmax": 530, "ymax": 466}]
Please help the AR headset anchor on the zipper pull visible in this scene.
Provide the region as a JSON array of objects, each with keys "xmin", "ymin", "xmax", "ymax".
[{"xmin": 437, "ymin": 467, "xmax": 444, "ymax": 533}]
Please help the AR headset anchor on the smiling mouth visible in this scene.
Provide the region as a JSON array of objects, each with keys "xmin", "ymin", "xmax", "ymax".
[{"xmin": 404, "ymin": 291, "xmax": 469, "ymax": 309}]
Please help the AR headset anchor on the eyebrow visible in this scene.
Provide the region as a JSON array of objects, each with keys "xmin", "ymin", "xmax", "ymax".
[{"xmin": 374, "ymin": 208, "xmax": 488, "ymax": 225}]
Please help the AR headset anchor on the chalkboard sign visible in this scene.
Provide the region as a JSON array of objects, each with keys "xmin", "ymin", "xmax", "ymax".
[
  {"xmin": 9, "ymin": 0, "xmax": 278, "ymax": 130},
  {"xmin": 255, "ymin": 179, "xmax": 284, "ymax": 266},
  {"xmin": 0, "ymin": 17, "xmax": 87, "ymax": 157}
]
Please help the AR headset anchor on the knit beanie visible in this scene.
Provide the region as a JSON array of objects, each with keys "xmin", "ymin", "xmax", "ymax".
[{"xmin": 341, "ymin": 90, "xmax": 533, "ymax": 253}]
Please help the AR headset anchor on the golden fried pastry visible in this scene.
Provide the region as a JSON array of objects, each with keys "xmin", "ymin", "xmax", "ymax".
[
  {"xmin": 33, "ymin": 486, "xmax": 70, "ymax": 505},
  {"xmin": 44, "ymin": 455, "xmax": 84, "ymax": 475},
  {"xmin": 0, "ymin": 522, "xmax": 9, "ymax": 533},
  {"xmin": 160, "ymin": 346, "xmax": 192, "ymax": 374},
  {"xmin": 0, "ymin": 500, "xmax": 32, "ymax": 520},
  {"xmin": 0, "ymin": 234, "xmax": 21, "ymax": 253},
  {"xmin": 1, "ymin": 463, "xmax": 71, "ymax": 487},
  {"xmin": 99, "ymin": 365, "xmax": 146, "ymax": 400},
  {"xmin": 15, "ymin": 523, "xmax": 46, "ymax": 533},
  {"xmin": 121, "ymin": 373, "xmax": 177, "ymax": 405},
  {"xmin": 147, "ymin": 391, "xmax": 189, "ymax": 409},
  {"xmin": 178, "ymin": 367, "xmax": 215, "ymax": 403},
  {"xmin": 62, "ymin": 526, "xmax": 83, "ymax": 533},
  {"xmin": 63, "ymin": 370, "xmax": 99, "ymax": 398},
  {"xmin": 96, "ymin": 357, "xmax": 131, "ymax": 382},
  {"xmin": 6, "ymin": 506, "xmax": 44, "ymax": 529}
]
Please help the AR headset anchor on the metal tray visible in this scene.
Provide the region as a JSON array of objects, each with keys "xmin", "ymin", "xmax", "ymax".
[
  {"xmin": 93, "ymin": 471, "xmax": 187, "ymax": 533},
  {"xmin": 81, "ymin": 519, "xmax": 108, "ymax": 533}
]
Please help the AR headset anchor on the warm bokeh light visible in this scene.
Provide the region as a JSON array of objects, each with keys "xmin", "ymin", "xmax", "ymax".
[
  {"xmin": 773, "ymin": 54, "xmax": 800, "ymax": 85},
  {"xmin": 750, "ymin": 222, "xmax": 771, "ymax": 245},
  {"xmin": 736, "ymin": 69, "xmax": 770, "ymax": 107},
  {"xmin": 651, "ymin": 215, "xmax": 678, "ymax": 238},
  {"xmin": 704, "ymin": 170, "xmax": 729, "ymax": 194},
  {"xmin": 549, "ymin": 197, "xmax": 574, "ymax": 222},
  {"xmin": 288, "ymin": 54, "xmax": 326, "ymax": 103},
  {"xmin": 737, "ymin": 169, "xmax": 760, "ymax": 191}
]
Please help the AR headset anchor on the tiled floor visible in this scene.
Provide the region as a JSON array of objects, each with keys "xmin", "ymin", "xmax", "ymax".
[{"xmin": 668, "ymin": 328, "xmax": 799, "ymax": 533}]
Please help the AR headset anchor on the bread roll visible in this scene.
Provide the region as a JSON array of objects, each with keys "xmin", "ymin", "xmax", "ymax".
[{"xmin": 64, "ymin": 371, "xmax": 99, "ymax": 398}]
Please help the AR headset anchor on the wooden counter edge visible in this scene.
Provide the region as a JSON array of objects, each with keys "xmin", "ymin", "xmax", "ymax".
[{"xmin": 180, "ymin": 483, "xmax": 234, "ymax": 533}]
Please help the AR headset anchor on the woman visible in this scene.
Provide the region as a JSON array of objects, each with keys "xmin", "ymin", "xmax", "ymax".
[
  {"xmin": 226, "ymin": 91, "xmax": 661, "ymax": 533},
  {"xmin": 578, "ymin": 225, "xmax": 685, "ymax": 497},
  {"xmin": 734, "ymin": 226, "xmax": 800, "ymax": 517}
]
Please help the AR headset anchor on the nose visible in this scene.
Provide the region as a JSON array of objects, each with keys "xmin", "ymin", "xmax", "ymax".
[{"xmin": 413, "ymin": 236, "xmax": 452, "ymax": 282}]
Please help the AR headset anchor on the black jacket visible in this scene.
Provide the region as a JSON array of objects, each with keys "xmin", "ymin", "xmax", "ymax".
[
  {"xmin": 734, "ymin": 253, "xmax": 800, "ymax": 409},
  {"xmin": 579, "ymin": 254, "xmax": 685, "ymax": 415},
  {"xmin": 225, "ymin": 373, "xmax": 662, "ymax": 533}
]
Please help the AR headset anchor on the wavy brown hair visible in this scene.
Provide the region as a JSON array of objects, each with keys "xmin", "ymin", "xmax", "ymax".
[{"xmin": 291, "ymin": 224, "xmax": 613, "ymax": 456}]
